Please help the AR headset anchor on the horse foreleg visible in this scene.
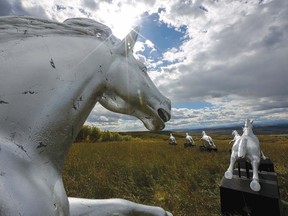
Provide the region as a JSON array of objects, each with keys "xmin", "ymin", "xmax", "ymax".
[
  {"xmin": 207, "ymin": 139, "xmax": 211, "ymax": 146},
  {"xmin": 225, "ymin": 154, "xmax": 237, "ymax": 179},
  {"xmin": 207, "ymin": 138, "xmax": 215, "ymax": 147},
  {"xmin": 250, "ymin": 159, "xmax": 261, "ymax": 191},
  {"xmin": 69, "ymin": 198, "xmax": 172, "ymax": 216},
  {"xmin": 211, "ymin": 140, "xmax": 216, "ymax": 147}
]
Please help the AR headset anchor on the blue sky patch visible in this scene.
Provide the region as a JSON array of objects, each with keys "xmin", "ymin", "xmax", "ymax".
[
  {"xmin": 173, "ymin": 101, "xmax": 213, "ymax": 109},
  {"xmin": 139, "ymin": 12, "xmax": 187, "ymax": 52}
]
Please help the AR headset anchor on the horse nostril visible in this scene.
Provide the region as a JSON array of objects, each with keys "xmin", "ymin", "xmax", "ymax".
[{"xmin": 158, "ymin": 108, "xmax": 170, "ymax": 122}]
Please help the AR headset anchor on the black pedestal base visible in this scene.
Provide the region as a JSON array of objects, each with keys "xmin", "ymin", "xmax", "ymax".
[
  {"xmin": 184, "ymin": 143, "xmax": 196, "ymax": 148},
  {"xmin": 220, "ymin": 171, "xmax": 281, "ymax": 216},
  {"xmin": 199, "ymin": 145, "xmax": 217, "ymax": 152}
]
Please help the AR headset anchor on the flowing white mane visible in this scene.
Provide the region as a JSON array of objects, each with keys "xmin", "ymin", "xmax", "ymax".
[{"xmin": 0, "ymin": 16, "xmax": 118, "ymax": 45}]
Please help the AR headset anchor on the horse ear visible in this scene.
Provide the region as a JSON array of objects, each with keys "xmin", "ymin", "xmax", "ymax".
[{"xmin": 116, "ymin": 26, "xmax": 140, "ymax": 55}]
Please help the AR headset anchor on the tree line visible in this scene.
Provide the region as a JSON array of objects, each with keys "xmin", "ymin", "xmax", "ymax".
[{"xmin": 74, "ymin": 125, "xmax": 133, "ymax": 143}]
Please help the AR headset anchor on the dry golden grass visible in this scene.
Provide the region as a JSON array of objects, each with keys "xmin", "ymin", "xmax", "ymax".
[{"xmin": 63, "ymin": 134, "xmax": 288, "ymax": 216}]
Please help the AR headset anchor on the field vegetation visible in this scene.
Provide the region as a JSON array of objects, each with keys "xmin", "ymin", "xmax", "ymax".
[{"xmin": 63, "ymin": 130, "xmax": 288, "ymax": 215}]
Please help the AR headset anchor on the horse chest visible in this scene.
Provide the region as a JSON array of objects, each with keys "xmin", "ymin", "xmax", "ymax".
[{"xmin": 0, "ymin": 149, "xmax": 68, "ymax": 215}]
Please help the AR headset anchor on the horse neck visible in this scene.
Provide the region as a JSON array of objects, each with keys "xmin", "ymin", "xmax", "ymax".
[
  {"xmin": 233, "ymin": 132, "xmax": 239, "ymax": 138},
  {"xmin": 0, "ymin": 36, "xmax": 111, "ymax": 171},
  {"xmin": 243, "ymin": 127, "xmax": 254, "ymax": 136}
]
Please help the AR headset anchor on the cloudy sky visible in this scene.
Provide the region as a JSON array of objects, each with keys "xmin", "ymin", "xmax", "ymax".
[{"xmin": 1, "ymin": 0, "xmax": 287, "ymax": 131}]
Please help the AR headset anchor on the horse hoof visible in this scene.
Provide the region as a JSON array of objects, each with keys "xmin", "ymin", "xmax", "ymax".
[
  {"xmin": 250, "ymin": 180, "xmax": 261, "ymax": 191},
  {"xmin": 224, "ymin": 171, "xmax": 233, "ymax": 179},
  {"xmin": 166, "ymin": 211, "xmax": 173, "ymax": 216}
]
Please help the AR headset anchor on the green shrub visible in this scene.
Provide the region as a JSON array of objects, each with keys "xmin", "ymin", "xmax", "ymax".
[{"xmin": 75, "ymin": 125, "xmax": 133, "ymax": 142}]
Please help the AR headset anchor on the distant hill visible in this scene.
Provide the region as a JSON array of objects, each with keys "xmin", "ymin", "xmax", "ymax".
[
  {"xmin": 174, "ymin": 123, "xmax": 288, "ymax": 135},
  {"xmin": 120, "ymin": 123, "xmax": 288, "ymax": 138}
]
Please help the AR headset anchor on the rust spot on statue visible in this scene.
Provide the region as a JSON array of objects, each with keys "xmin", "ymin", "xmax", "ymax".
[
  {"xmin": 16, "ymin": 144, "xmax": 27, "ymax": 153},
  {"xmin": 50, "ymin": 58, "xmax": 56, "ymax": 69},
  {"xmin": 72, "ymin": 102, "xmax": 78, "ymax": 111},
  {"xmin": 37, "ymin": 142, "xmax": 47, "ymax": 149},
  {"xmin": 72, "ymin": 96, "xmax": 84, "ymax": 110},
  {"xmin": 22, "ymin": 91, "xmax": 38, "ymax": 95},
  {"xmin": 0, "ymin": 100, "xmax": 8, "ymax": 104}
]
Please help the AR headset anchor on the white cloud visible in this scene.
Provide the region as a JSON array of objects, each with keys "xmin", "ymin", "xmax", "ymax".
[
  {"xmin": 145, "ymin": 39, "xmax": 157, "ymax": 53},
  {"xmin": 99, "ymin": 116, "xmax": 109, "ymax": 122}
]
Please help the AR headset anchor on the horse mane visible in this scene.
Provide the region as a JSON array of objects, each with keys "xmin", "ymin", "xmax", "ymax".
[{"xmin": 0, "ymin": 16, "xmax": 118, "ymax": 45}]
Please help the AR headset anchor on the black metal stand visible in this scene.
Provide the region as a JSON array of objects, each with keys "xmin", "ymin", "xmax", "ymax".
[
  {"xmin": 199, "ymin": 144, "xmax": 217, "ymax": 152},
  {"xmin": 236, "ymin": 158, "xmax": 275, "ymax": 176},
  {"xmin": 184, "ymin": 142, "xmax": 196, "ymax": 148}
]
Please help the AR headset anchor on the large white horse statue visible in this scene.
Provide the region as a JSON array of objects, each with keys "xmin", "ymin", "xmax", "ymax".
[
  {"xmin": 224, "ymin": 119, "xmax": 262, "ymax": 191},
  {"xmin": 0, "ymin": 16, "xmax": 172, "ymax": 216},
  {"xmin": 200, "ymin": 131, "xmax": 216, "ymax": 147}
]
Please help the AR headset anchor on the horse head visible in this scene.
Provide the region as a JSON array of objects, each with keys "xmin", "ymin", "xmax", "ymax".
[
  {"xmin": 243, "ymin": 119, "xmax": 254, "ymax": 133},
  {"xmin": 99, "ymin": 27, "xmax": 171, "ymax": 130},
  {"xmin": 232, "ymin": 130, "xmax": 238, "ymax": 136},
  {"xmin": 244, "ymin": 119, "xmax": 253, "ymax": 128}
]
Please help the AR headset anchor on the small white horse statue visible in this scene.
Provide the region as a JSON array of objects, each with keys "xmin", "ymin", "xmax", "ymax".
[
  {"xmin": 184, "ymin": 133, "xmax": 196, "ymax": 148},
  {"xmin": 229, "ymin": 130, "xmax": 241, "ymax": 145},
  {"xmin": 0, "ymin": 16, "xmax": 171, "ymax": 216},
  {"xmin": 200, "ymin": 131, "xmax": 216, "ymax": 147},
  {"xmin": 185, "ymin": 133, "xmax": 194, "ymax": 144},
  {"xmin": 185, "ymin": 133, "xmax": 195, "ymax": 145},
  {"xmin": 169, "ymin": 133, "xmax": 177, "ymax": 145},
  {"xmin": 225, "ymin": 119, "xmax": 262, "ymax": 191}
]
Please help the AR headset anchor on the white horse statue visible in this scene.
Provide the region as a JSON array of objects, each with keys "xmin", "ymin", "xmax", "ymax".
[
  {"xmin": 0, "ymin": 16, "xmax": 172, "ymax": 216},
  {"xmin": 169, "ymin": 133, "xmax": 177, "ymax": 145},
  {"xmin": 229, "ymin": 130, "xmax": 266, "ymax": 159},
  {"xmin": 229, "ymin": 130, "xmax": 241, "ymax": 145},
  {"xmin": 224, "ymin": 119, "xmax": 262, "ymax": 191},
  {"xmin": 185, "ymin": 133, "xmax": 194, "ymax": 144},
  {"xmin": 184, "ymin": 133, "xmax": 195, "ymax": 147},
  {"xmin": 200, "ymin": 131, "xmax": 216, "ymax": 147}
]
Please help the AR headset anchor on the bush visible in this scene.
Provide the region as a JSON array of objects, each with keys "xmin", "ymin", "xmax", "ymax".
[
  {"xmin": 78, "ymin": 125, "xmax": 100, "ymax": 142},
  {"xmin": 75, "ymin": 125, "xmax": 133, "ymax": 143}
]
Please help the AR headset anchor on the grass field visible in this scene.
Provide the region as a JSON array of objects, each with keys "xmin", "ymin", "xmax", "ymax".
[{"xmin": 63, "ymin": 133, "xmax": 288, "ymax": 215}]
